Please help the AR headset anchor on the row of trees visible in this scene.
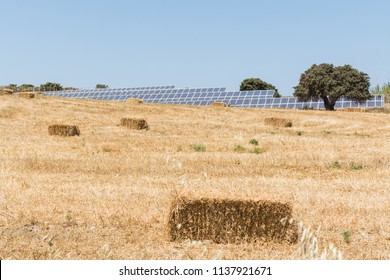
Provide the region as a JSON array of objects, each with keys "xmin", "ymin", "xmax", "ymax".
[
  {"xmin": 241, "ymin": 63, "xmax": 373, "ymax": 111},
  {"xmin": 5, "ymin": 83, "xmax": 108, "ymax": 92}
]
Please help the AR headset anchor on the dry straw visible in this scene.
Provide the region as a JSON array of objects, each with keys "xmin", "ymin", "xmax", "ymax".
[
  {"xmin": 168, "ymin": 197, "xmax": 297, "ymax": 244},
  {"xmin": 337, "ymin": 108, "xmax": 365, "ymax": 112},
  {"xmin": 264, "ymin": 117, "xmax": 292, "ymax": 127},
  {"xmin": 17, "ymin": 92, "xmax": 35, "ymax": 99},
  {"xmin": 212, "ymin": 102, "xmax": 227, "ymax": 107},
  {"xmin": 48, "ymin": 124, "xmax": 80, "ymax": 136},
  {"xmin": 0, "ymin": 88, "xmax": 14, "ymax": 95},
  {"xmin": 127, "ymin": 98, "xmax": 144, "ymax": 104},
  {"xmin": 120, "ymin": 118, "xmax": 149, "ymax": 130}
]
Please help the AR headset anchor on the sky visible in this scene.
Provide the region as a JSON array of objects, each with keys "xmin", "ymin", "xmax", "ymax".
[{"xmin": 1, "ymin": 0, "xmax": 389, "ymax": 95}]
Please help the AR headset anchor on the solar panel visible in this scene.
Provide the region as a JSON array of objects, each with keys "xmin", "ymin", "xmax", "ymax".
[{"xmin": 44, "ymin": 86, "xmax": 384, "ymax": 110}]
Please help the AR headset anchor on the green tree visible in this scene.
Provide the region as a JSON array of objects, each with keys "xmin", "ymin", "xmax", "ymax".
[
  {"xmin": 294, "ymin": 63, "xmax": 371, "ymax": 111},
  {"xmin": 240, "ymin": 78, "xmax": 281, "ymax": 97},
  {"xmin": 96, "ymin": 84, "xmax": 108, "ymax": 89},
  {"xmin": 7, "ymin": 84, "xmax": 17, "ymax": 91},
  {"xmin": 40, "ymin": 82, "xmax": 63, "ymax": 91},
  {"xmin": 19, "ymin": 84, "xmax": 35, "ymax": 89},
  {"xmin": 371, "ymin": 82, "xmax": 390, "ymax": 103}
]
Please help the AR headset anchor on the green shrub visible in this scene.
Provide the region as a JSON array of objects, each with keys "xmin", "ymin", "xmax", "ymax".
[{"xmin": 249, "ymin": 138, "xmax": 259, "ymax": 145}]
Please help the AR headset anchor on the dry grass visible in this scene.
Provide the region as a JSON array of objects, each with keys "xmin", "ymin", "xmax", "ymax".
[
  {"xmin": 264, "ymin": 117, "xmax": 292, "ymax": 127},
  {"xmin": 0, "ymin": 94, "xmax": 389, "ymax": 260}
]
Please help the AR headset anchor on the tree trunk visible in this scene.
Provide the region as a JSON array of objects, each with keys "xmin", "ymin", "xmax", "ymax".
[{"xmin": 322, "ymin": 96, "xmax": 335, "ymax": 111}]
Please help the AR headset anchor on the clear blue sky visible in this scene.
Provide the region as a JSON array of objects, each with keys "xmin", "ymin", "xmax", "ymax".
[{"xmin": 1, "ymin": 0, "xmax": 389, "ymax": 95}]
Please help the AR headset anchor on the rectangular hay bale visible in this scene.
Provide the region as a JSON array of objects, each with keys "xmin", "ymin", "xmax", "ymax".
[
  {"xmin": 48, "ymin": 124, "xmax": 80, "ymax": 137},
  {"xmin": 168, "ymin": 198, "xmax": 297, "ymax": 244},
  {"xmin": 17, "ymin": 92, "xmax": 35, "ymax": 99},
  {"xmin": 120, "ymin": 118, "xmax": 149, "ymax": 130},
  {"xmin": 264, "ymin": 117, "xmax": 292, "ymax": 127},
  {"xmin": 127, "ymin": 98, "xmax": 144, "ymax": 104},
  {"xmin": 0, "ymin": 88, "xmax": 14, "ymax": 95},
  {"xmin": 212, "ymin": 102, "xmax": 227, "ymax": 107}
]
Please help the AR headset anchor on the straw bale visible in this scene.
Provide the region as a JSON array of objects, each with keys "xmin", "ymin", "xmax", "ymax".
[
  {"xmin": 120, "ymin": 118, "xmax": 149, "ymax": 130},
  {"xmin": 338, "ymin": 107, "xmax": 384, "ymax": 113},
  {"xmin": 17, "ymin": 92, "xmax": 35, "ymax": 99},
  {"xmin": 337, "ymin": 108, "xmax": 365, "ymax": 112},
  {"xmin": 212, "ymin": 102, "xmax": 227, "ymax": 107},
  {"xmin": 364, "ymin": 107, "xmax": 385, "ymax": 113},
  {"xmin": 48, "ymin": 124, "xmax": 80, "ymax": 137},
  {"xmin": 168, "ymin": 197, "xmax": 297, "ymax": 244},
  {"xmin": 0, "ymin": 88, "xmax": 14, "ymax": 95},
  {"xmin": 127, "ymin": 98, "xmax": 144, "ymax": 104},
  {"xmin": 264, "ymin": 117, "xmax": 292, "ymax": 127}
]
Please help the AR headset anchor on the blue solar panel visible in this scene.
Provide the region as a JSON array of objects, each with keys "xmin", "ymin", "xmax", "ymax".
[{"xmin": 44, "ymin": 86, "xmax": 384, "ymax": 110}]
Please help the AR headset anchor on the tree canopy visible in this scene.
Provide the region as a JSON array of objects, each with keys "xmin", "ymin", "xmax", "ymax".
[
  {"xmin": 39, "ymin": 82, "xmax": 63, "ymax": 91},
  {"xmin": 96, "ymin": 84, "xmax": 108, "ymax": 89},
  {"xmin": 293, "ymin": 63, "xmax": 371, "ymax": 111},
  {"xmin": 240, "ymin": 78, "xmax": 280, "ymax": 97}
]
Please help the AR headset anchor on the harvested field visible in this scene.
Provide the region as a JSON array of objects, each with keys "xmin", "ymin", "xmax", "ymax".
[
  {"xmin": 264, "ymin": 117, "xmax": 292, "ymax": 127},
  {"xmin": 0, "ymin": 94, "xmax": 389, "ymax": 260},
  {"xmin": 120, "ymin": 118, "xmax": 149, "ymax": 129},
  {"xmin": 169, "ymin": 197, "xmax": 297, "ymax": 244},
  {"xmin": 48, "ymin": 124, "xmax": 80, "ymax": 136}
]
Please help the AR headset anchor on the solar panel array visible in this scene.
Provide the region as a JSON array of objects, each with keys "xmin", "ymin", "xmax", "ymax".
[{"xmin": 44, "ymin": 85, "xmax": 384, "ymax": 109}]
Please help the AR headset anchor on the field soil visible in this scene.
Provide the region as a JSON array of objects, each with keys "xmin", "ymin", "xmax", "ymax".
[{"xmin": 0, "ymin": 94, "xmax": 389, "ymax": 259}]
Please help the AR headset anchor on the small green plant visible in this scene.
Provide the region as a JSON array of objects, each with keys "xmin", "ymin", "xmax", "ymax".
[
  {"xmin": 342, "ymin": 231, "xmax": 352, "ymax": 244},
  {"xmin": 251, "ymin": 147, "xmax": 264, "ymax": 154},
  {"xmin": 351, "ymin": 164, "xmax": 364, "ymax": 170},
  {"xmin": 296, "ymin": 131, "xmax": 302, "ymax": 136},
  {"xmin": 234, "ymin": 145, "xmax": 246, "ymax": 153},
  {"xmin": 190, "ymin": 144, "xmax": 206, "ymax": 152},
  {"xmin": 323, "ymin": 131, "xmax": 332, "ymax": 135},
  {"xmin": 249, "ymin": 138, "xmax": 259, "ymax": 145},
  {"xmin": 330, "ymin": 161, "xmax": 342, "ymax": 169},
  {"xmin": 354, "ymin": 132, "xmax": 369, "ymax": 137}
]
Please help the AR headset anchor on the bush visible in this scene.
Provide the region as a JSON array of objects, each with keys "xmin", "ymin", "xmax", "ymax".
[{"xmin": 249, "ymin": 138, "xmax": 259, "ymax": 145}]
